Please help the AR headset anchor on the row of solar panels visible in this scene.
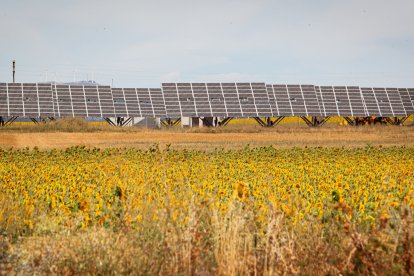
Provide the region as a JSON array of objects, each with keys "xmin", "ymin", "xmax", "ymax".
[{"xmin": 0, "ymin": 82, "xmax": 414, "ymax": 118}]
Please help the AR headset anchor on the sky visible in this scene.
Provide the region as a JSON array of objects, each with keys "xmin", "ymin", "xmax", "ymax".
[{"xmin": 0, "ymin": 0, "xmax": 413, "ymax": 88}]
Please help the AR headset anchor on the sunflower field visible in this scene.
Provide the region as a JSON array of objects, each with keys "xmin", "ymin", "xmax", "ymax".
[{"xmin": 0, "ymin": 145, "xmax": 413, "ymax": 274}]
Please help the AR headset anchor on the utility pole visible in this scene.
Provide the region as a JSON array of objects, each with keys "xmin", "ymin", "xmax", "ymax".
[{"xmin": 12, "ymin": 60, "xmax": 16, "ymax": 83}]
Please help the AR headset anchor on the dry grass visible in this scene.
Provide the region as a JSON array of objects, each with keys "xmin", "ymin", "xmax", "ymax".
[
  {"xmin": 0, "ymin": 124, "xmax": 413, "ymax": 150},
  {"xmin": 1, "ymin": 203, "xmax": 413, "ymax": 275},
  {"xmin": 0, "ymin": 117, "xmax": 135, "ymax": 133}
]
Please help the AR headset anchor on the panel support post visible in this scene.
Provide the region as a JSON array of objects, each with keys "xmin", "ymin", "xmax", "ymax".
[
  {"xmin": 404, "ymin": 114, "xmax": 413, "ymax": 125},
  {"xmin": 161, "ymin": 118, "xmax": 181, "ymax": 127},
  {"xmin": 104, "ymin": 117, "xmax": 116, "ymax": 126},
  {"xmin": 104, "ymin": 117, "xmax": 133, "ymax": 127},
  {"xmin": 344, "ymin": 117, "xmax": 356, "ymax": 126},
  {"xmin": 120, "ymin": 117, "xmax": 132, "ymax": 126},
  {"xmin": 266, "ymin": 117, "xmax": 272, "ymax": 127},
  {"xmin": 201, "ymin": 117, "xmax": 214, "ymax": 127},
  {"xmin": 301, "ymin": 116, "xmax": 331, "ymax": 127},
  {"xmin": 0, "ymin": 116, "xmax": 18, "ymax": 127},
  {"xmin": 218, "ymin": 117, "xmax": 233, "ymax": 127},
  {"xmin": 30, "ymin": 118, "xmax": 40, "ymax": 124},
  {"xmin": 272, "ymin": 116, "xmax": 285, "ymax": 126},
  {"xmin": 317, "ymin": 116, "xmax": 331, "ymax": 126},
  {"xmin": 300, "ymin": 116, "xmax": 314, "ymax": 127},
  {"xmin": 253, "ymin": 117, "xmax": 267, "ymax": 127},
  {"xmin": 253, "ymin": 116, "xmax": 285, "ymax": 127},
  {"xmin": 386, "ymin": 116, "xmax": 410, "ymax": 126}
]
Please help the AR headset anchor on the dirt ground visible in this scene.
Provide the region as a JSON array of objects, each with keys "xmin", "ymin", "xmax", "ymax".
[{"xmin": 0, "ymin": 126, "xmax": 413, "ymax": 150}]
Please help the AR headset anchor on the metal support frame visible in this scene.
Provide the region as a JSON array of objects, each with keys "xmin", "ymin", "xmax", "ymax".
[
  {"xmin": 117, "ymin": 117, "xmax": 132, "ymax": 126},
  {"xmin": 300, "ymin": 116, "xmax": 331, "ymax": 127},
  {"xmin": 104, "ymin": 117, "xmax": 116, "ymax": 126},
  {"xmin": 201, "ymin": 117, "xmax": 214, "ymax": 127},
  {"xmin": 199, "ymin": 117, "xmax": 233, "ymax": 127},
  {"xmin": 316, "ymin": 116, "xmax": 331, "ymax": 127},
  {"xmin": 384, "ymin": 116, "xmax": 411, "ymax": 126},
  {"xmin": 161, "ymin": 118, "xmax": 181, "ymax": 127},
  {"xmin": 344, "ymin": 116, "xmax": 356, "ymax": 126},
  {"xmin": 0, "ymin": 116, "xmax": 18, "ymax": 127},
  {"xmin": 217, "ymin": 117, "xmax": 233, "ymax": 127},
  {"xmin": 253, "ymin": 116, "xmax": 286, "ymax": 127},
  {"xmin": 346, "ymin": 116, "xmax": 410, "ymax": 126},
  {"xmin": 30, "ymin": 118, "xmax": 40, "ymax": 124},
  {"xmin": 104, "ymin": 117, "xmax": 133, "ymax": 127}
]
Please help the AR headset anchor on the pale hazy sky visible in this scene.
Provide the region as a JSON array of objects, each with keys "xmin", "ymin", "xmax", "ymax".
[{"xmin": 1, "ymin": 0, "xmax": 413, "ymax": 87}]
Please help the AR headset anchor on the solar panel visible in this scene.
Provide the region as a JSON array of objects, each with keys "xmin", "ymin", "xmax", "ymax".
[
  {"xmin": 192, "ymin": 83, "xmax": 213, "ymax": 117},
  {"xmin": 316, "ymin": 86, "xmax": 367, "ymax": 117},
  {"xmin": 163, "ymin": 83, "xmax": 216, "ymax": 118},
  {"xmin": 111, "ymin": 88, "xmax": 129, "ymax": 117},
  {"xmin": 219, "ymin": 82, "xmax": 271, "ymax": 117},
  {"xmin": 385, "ymin": 88, "xmax": 406, "ymax": 117},
  {"xmin": 372, "ymin": 88, "xmax": 393, "ymax": 117},
  {"xmin": 37, "ymin": 83, "xmax": 55, "ymax": 117},
  {"xmin": 360, "ymin": 87, "xmax": 410, "ymax": 117},
  {"xmin": 360, "ymin": 88, "xmax": 381, "ymax": 116},
  {"xmin": 136, "ymin": 88, "xmax": 153, "ymax": 117},
  {"xmin": 301, "ymin": 85, "xmax": 321, "ymax": 116},
  {"xmin": 162, "ymin": 83, "xmax": 182, "ymax": 117},
  {"xmin": 22, "ymin": 83, "xmax": 39, "ymax": 117},
  {"xmin": 176, "ymin": 83, "xmax": 197, "ymax": 117},
  {"xmin": 137, "ymin": 88, "xmax": 167, "ymax": 117},
  {"xmin": 267, "ymin": 84, "xmax": 293, "ymax": 116},
  {"xmin": 54, "ymin": 84, "xmax": 76, "ymax": 117},
  {"xmin": 123, "ymin": 88, "xmax": 141, "ymax": 116},
  {"xmin": 54, "ymin": 85, "xmax": 115, "ymax": 118},
  {"xmin": 97, "ymin": 86, "xmax": 116, "ymax": 117},
  {"xmin": 162, "ymin": 82, "xmax": 271, "ymax": 118},
  {"xmin": 84, "ymin": 86, "xmax": 102, "ymax": 117},
  {"xmin": 287, "ymin": 85, "xmax": 308, "ymax": 116},
  {"xmin": 221, "ymin": 83, "xmax": 244, "ymax": 117},
  {"xmin": 206, "ymin": 83, "xmax": 228, "ymax": 117},
  {"xmin": 266, "ymin": 84, "xmax": 278, "ymax": 116},
  {"xmin": 319, "ymin": 86, "xmax": 339, "ymax": 116},
  {"xmin": 333, "ymin": 86, "xmax": 353, "ymax": 117},
  {"xmin": 314, "ymin": 86, "xmax": 324, "ymax": 116},
  {"xmin": 112, "ymin": 88, "xmax": 166, "ymax": 118},
  {"xmin": 6, "ymin": 83, "xmax": 25, "ymax": 117},
  {"xmin": 399, "ymin": 88, "xmax": 414, "ymax": 115},
  {"xmin": 0, "ymin": 83, "xmax": 9, "ymax": 116},
  {"xmin": 251, "ymin": 82, "xmax": 272, "ymax": 117},
  {"xmin": 409, "ymin": 89, "xmax": 414, "ymax": 113},
  {"xmin": 0, "ymin": 83, "xmax": 54, "ymax": 118},
  {"xmin": 347, "ymin": 86, "xmax": 366, "ymax": 117},
  {"xmin": 150, "ymin": 88, "xmax": 167, "ymax": 117},
  {"xmin": 236, "ymin": 82, "xmax": 271, "ymax": 117},
  {"xmin": 267, "ymin": 84, "xmax": 321, "ymax": 116}
]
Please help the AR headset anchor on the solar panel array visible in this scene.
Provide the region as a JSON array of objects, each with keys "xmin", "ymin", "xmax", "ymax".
[
  {"xmin": 111, "ymin": 88, "xmax": 166, "ymax": 118},
  {"xmin": 1, "ymin": 82, "xmax": 414, "ymax": 119},
  {"xmin": 266, "ymin": 84, "xmax": 321, "ymax": 116},
  {"xmin": 162, "ymin": 82, "xmax": 272, "ymax": 118},
  {"xmin": 0, "ymin": 83, "xmax": 55, "ymax": 117},
  {"xmin": 53, "ymin": 85, "xmax": 115, "ymax": 117}
]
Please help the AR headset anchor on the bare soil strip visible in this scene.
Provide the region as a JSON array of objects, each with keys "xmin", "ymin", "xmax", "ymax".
[{"xmin": 0, "ymin": 126, "xmax": 413, "ymax": 149}]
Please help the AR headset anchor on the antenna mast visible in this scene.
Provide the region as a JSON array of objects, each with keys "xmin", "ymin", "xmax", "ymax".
[{"xmin": 12, "ymin": 60, "xmax": 16, "ymax": 83}]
